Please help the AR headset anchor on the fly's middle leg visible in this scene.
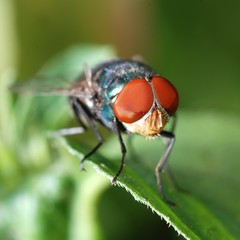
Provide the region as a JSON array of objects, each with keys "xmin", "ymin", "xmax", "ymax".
[{"xmin": 70, "ymin": 98, "xmax": 103, "ymax": 171}]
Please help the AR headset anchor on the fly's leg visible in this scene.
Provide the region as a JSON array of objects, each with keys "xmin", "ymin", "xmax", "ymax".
[
  {"xmin": 71, "ymin": 98, "xmax": 87, "ymax": 131},
  {"xmin": 49, "ymin": 127, "xmax": 85, "ymax": 137},
  {"xmin": 71, "ymin": 98, "xmax": 103, "ymax": 171},
  {"xmin": 83, "ymin": 63, "xmax": 94, "ymax": 90},
  {"xmin": 155, "ymin": 130, "xmax": 175, "ymax": 205},
  {"xmin": 155, "ymin": 114, "xmax": 177, "ymax": 205},
  {"xmin": 112, "ymin": 117, "xmax": 127, "ymax": 184}
]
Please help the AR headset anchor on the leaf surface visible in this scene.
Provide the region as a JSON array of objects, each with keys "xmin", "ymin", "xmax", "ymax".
[{"xmin": 62, "ymin": 112, "xmax": 240, "ymax": 240}]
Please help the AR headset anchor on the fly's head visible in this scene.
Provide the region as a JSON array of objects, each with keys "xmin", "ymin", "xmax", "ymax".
[{"xmin": 113, "ymin": 76, "xmax": 179, "ymax": 137}]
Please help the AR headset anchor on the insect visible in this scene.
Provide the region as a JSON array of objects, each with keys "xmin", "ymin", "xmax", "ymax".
[{"xmin": 11, "ymin": 59, "xmax": 179, "ymax": 202}]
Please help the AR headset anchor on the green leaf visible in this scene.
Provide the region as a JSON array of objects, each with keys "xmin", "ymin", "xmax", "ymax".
[
  {"xmin": 60, "ymin": 112, "xmax": 240, "ymax": 240},
  {"xmin": 7, "ymin": 44, "xmax": 240, "ymax": 239}
]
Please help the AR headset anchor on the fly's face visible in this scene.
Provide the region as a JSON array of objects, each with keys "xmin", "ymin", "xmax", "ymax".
[{"xmin": 113, "ymin": 76, "xmax": 179, "ymax": 137}]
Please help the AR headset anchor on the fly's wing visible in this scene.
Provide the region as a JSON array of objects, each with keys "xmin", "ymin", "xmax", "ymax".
[{"xmin": 10, "ymin": 75, "xmax": 91, "ymax": 98}]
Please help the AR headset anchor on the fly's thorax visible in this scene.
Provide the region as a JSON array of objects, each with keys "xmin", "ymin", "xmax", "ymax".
[
  {"xmin": 96, "ymin": 60, "xmax": 156, "ymax": 102},
  {"xmin": 95, "ymin": 60, "xmax": 157, "ymax": 130}
]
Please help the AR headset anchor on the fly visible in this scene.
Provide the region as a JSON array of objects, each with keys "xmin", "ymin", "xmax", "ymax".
[{"xmin": 11, "ymin": 59, "xmax": 179, "ymax": 203}]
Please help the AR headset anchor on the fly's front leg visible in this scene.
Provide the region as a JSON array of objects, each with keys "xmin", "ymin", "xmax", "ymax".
[
  {"xmin": 155, "ymin": 115, "xmax": 177, "ymax": 205},
  {"xmin": 71, "ymin": 98, "xmax": 103, "ymax": 171},
  {"xmin": 112, "ymin": 117, "xmax": 127, "ymax": 184},
  {"xmin": 49, "ymin": 127, "xmax": 85, "ymax": 137},
  {"xmin": 155, "ymin": 131, "xmax": 175, "ymax": 195}
]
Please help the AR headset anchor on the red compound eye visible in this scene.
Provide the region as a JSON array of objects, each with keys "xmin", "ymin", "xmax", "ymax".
[
  {"xmin": 151, "ymin": 76, "xmax": 179, "ymax": 115},
  {"xmin": 113, "ymin": 78, "xmax": 154, "ymax": 123}
]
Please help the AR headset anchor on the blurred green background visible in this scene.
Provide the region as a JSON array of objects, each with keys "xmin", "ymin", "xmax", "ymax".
[{"xmin": 1, "ymin": 0, "xmax": 240, "ymax": 239}]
